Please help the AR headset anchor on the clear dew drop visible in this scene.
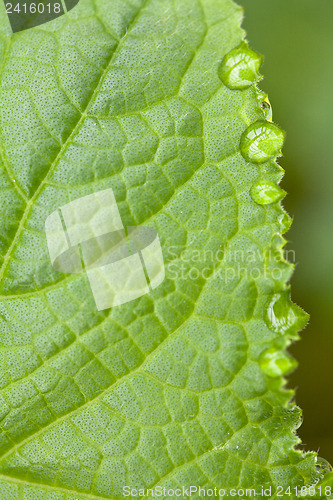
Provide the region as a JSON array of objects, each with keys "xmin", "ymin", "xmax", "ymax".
[
  {"xmin": 295, "ymin": 416, "xmax": 303, "ymax": 431},
  {"xmin": 250, "ymin": 180, "xmax": 286, "ymax": 206},
  {"xmin": 261, "ymin": 99, "xmax": 273, "ymax": 122},
  {"xmin": 240, "ymin": 120, "xmax": 285, "ymax": 163},
  {"xmin": 265, "ymin": 292, "xmax": 309, "ymax": 336},
  {"xmin": 315, "ymin": 457, "xmax": 333, "ymax": 476},
  {"xmin": 259, "ymin": 348, "xmax": 297, "ymax": 378},
  {"xmin": 278, "ymin": 212, "xmax": 293, "ymax": 234},
  {"xmin": 294, "ymin": 413, "xmax": 303, "ymax": 430},
  {"xmin": 218, "ymin": 41, "xmax": 263, "ymax": 90},
  {"xmin": 282, "ymin": 406, "xmax": 303, "ymax": 430}
]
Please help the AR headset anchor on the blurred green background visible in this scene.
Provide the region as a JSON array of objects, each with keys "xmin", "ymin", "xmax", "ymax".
[{"xmin": 239, "ymin": 0, "xmax": 333, "ymax": 462}]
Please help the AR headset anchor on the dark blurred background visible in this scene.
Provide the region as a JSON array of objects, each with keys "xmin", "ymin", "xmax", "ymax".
[{"xmin": 239, "ymin": 0, "xmax": 333, "ymax": 462}]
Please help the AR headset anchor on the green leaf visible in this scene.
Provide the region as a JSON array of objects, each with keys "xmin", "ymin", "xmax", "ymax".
[{"xmin": 0, "ymin": 0, "xmax": 323, "ymax": 498}]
